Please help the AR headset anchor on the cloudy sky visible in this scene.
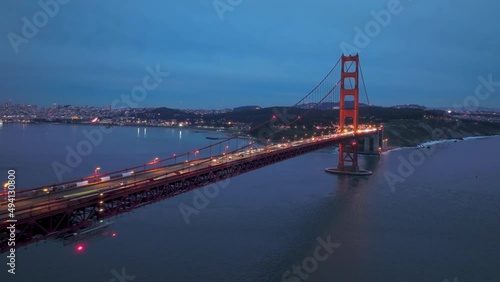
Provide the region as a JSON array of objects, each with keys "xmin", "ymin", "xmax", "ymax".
[{"xmin": 1, "ymin": 0, "xmax": 499, "ymax": 109}]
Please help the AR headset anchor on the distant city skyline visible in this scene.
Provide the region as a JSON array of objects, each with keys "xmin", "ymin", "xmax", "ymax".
[
  {"xmin": 1, "ymin": 1, "xmax": 499, "ymax": 109},
  {"xmin": 2, "ymin": 100, "xmax": 500, "ymax": 113}
]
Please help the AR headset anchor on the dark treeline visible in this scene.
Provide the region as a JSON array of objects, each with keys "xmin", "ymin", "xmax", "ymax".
[{"xmin": 135, "ymin": 106, "xmax": 444, "ymax": 130}]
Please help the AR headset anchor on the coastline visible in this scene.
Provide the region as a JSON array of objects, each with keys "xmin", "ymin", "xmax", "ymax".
[
  {"xmin": 4, "ymin": 121, "xmax": 500, "ymax": 152},
  {"xmin": 416, "ymin": 134, "xmax": 500, "ymax": 148},
  {"xmin": 0, "ymin": 121, "xmax": 254, "ymax": 140},
  {"xmin": 383, "ymin": 134, "xmax": 500, "ymax": 153}
]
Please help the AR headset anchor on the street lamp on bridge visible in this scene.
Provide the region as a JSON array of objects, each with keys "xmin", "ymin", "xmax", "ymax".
[
  {"xmin": 148, "ymin": 157, "xmax": 159, "ymax": 167},
  {"xmin": 224, "ymin": 146, "xmax": 229, "ymax": 161},
  {"xmin": 2, "ymin": 182, "xmax": 7, "ymax": 198},
  {"xmin": 94, "ymin": 167, "xmax": 101, "ymax": 178}
]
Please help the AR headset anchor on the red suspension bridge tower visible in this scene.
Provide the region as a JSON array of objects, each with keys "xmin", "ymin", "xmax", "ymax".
[
  {"xmin": 325, "ymin": 54, "xmax": 373, "ymax": 175},
  {"xmin": 339, "ymin": 54, "xmax": 360, "ymax": 132}
]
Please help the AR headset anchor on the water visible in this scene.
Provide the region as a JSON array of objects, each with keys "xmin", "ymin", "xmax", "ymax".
[{"xmin": 0, "ymin": 123, "xmax": 499, "ymax": 282}]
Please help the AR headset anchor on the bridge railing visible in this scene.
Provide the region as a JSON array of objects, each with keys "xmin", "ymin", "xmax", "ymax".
[
  {"xmin": 16, "ymin": 128, "xmax": 379, "ymax": 198},
  {"xmin": 16, "ymin": 128, "xmax": 380, "ymax": 197},
  {"xmin": 16, "ymin": 137, "xmax": 252, "ymax": 196}
]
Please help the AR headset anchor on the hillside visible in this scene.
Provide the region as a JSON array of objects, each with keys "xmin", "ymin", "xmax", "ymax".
[
  {"xmin": 138, "ymin": 106, "xmax": 500, "ymax": 147},
  {"xmin": 383, "ymin": 118, "xmax": 500, "ymax": 147}
]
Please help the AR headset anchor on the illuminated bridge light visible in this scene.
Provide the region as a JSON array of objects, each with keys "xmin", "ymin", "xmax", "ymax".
[{"xmin": 75, "ymin": 244, "xmax": 85, "ymax": 253}]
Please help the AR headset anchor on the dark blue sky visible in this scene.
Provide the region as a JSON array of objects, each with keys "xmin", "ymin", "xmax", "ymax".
[{"xmin": 1, "ymin": 0, "xmax": 499, "ymax": 109}]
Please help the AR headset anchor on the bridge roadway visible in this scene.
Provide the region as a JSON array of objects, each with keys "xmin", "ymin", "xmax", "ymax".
[{"xmin": 0, "ymin": 129, "xmax": 378, "ymax": 252}]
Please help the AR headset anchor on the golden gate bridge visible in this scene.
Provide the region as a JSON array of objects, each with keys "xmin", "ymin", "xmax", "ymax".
[{"xmin": 0, "ymin": 54, "xmax": 384, "ymax": 253}]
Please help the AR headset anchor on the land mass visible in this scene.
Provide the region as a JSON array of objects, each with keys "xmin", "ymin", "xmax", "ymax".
[{"xmin": 2, "ymin": 103, "xmax": 500, "ymax": 148}]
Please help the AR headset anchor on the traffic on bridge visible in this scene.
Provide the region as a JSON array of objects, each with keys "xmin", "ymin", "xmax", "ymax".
[{"xmin": 0, "ymin": 127, "xmax": 380, "ymax": 252}]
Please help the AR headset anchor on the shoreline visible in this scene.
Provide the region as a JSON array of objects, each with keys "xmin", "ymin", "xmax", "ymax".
[
  {"xmin": 0, "ymin": 121, "xmax": 255, "ymax": 140},
  {"xmin": 384, "ymin": 134, "xmax": 500, "ymax": 153},
  {"xmin": 4, "ymin": 121, "xmax": 499, "ymax": 151},
  {"xmin": 416, "ymin": 134, "xmax": 500, "ymax": 148}
]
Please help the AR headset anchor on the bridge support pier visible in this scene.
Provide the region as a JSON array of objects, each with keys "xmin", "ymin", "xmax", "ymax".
[
  {"xmin": 358, "ymin": 129, "xmax": 385, "ymax": 155},
  {"xmin": 325, "ymin": 140, "xmax": 372, "ymax": 175},
  {"xmin": 338, "ymin": 140, "xmax": 359, "ymax": 171}
]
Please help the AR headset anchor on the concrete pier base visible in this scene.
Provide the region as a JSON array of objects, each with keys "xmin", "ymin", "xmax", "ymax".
[{"xmin": 324, "ymin": 167, "xmax": 372, "ymax": 176}]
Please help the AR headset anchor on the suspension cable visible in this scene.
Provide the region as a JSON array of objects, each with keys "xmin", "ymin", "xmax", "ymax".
[
  {"xmin": 294, "ymin": 56, "xmax": 342, "ymax": 106},
  {"xmin": 359, "ymin": 61, "xmax": 370, "ymax": 106}
]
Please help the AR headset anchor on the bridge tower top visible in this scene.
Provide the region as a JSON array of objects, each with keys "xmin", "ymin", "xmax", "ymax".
[{"xmin": 339, "ymin": 54, "xmax": 359, "ymax": 132}]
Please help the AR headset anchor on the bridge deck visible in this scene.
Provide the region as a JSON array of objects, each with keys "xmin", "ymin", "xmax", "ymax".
[{"xmin": 0, "ymin": 129, "xmax": 378, "ymax": 252}]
